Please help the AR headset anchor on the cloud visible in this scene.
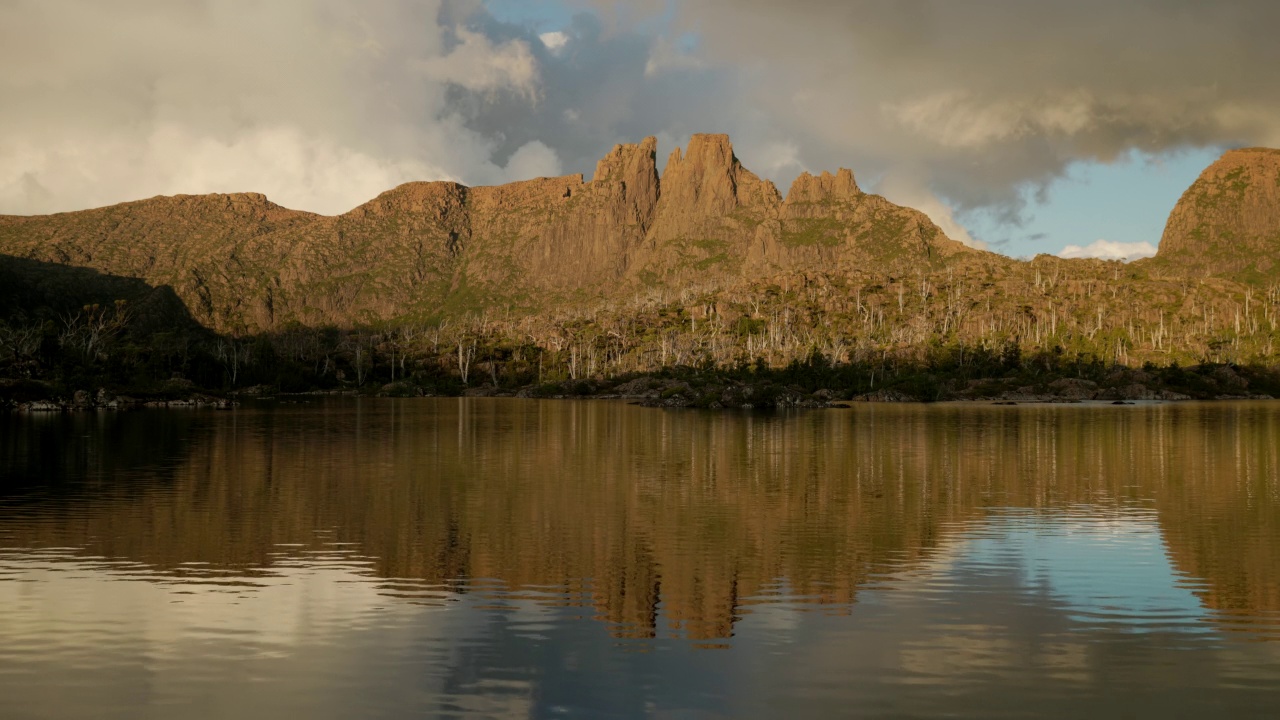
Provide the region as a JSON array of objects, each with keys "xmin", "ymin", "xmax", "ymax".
[
  {"xmin": 581, "ymin": 0, "xmax": 1280, "ymax": 226},
  {"xmin": 0, "ymin": 0, "xmax": 548, "ymax": 215},
  {"xmin": 8, "ymin": 0, "xmax": 1280, "ymax": 251},
  {"xmin": 448, "ymin": 11, "xmax": 743, "ymax": 185},
  {"xmin": 644, "ymin": 35, "xmax": 705, "ymax": 77},
  {"xmin": 0, "ymin": 123, "xmax": 453, "ymax": 216},
  {"xmin": 1058, "ymin": 240, "xmax": 1158, "ymax": 262},
  {"xmin": 498, "ymin": 140, "xmax": 563, "ymax": 181},
  {"xmin": 416, "ymin": 27, "xmax": 540, "ymax": 99},
  {"xmin": 539, "ymin": 31, "xmax": 569, "ymax": 53}
]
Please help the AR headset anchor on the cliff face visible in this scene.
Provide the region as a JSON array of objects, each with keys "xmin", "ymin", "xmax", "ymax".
[
  {"xmin": 0, "ymin": 134, "xmax": 974, "ymax": 332},
  {"xmin": 463, "ymin": 136, "xmax": 660, "ymax": 303},
  {"xmin": 631, "ymin": 135, "xmax": 972, "ymax": 286},
  {"xmin": 1154, "ymin": 148, "xmax": 1280, "ymax": 280}
]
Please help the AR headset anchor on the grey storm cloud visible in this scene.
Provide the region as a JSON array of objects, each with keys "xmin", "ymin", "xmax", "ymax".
[
  {"xmin": 2, "ymin": 0, "xmax": 1278, "ymax": 248},
  {"xmin": 584, "ymin": 0, "xmax": 1280, "ymax": 220}
]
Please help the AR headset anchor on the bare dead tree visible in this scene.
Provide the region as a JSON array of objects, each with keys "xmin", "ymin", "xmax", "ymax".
[
  {"xmin": 58, "ymin": 300, "xmax": 132, "ymax": 362},
  {"xmin": 457, "ymin": 339, "xmax": 476, "ymax": 385}
]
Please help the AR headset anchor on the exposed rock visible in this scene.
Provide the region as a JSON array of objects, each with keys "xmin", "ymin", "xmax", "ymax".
[
  {"xmin": 1048, "ymin": 378, "xmax": 1099, "ymax": 400},
  {"xmin": 1153, "ymin": 147, "xmax": 1280, "ymax": 280},
  {"xmin": 10, "ymin": 392, "xmax": 233, "ymax": 411},
  {"xmin": 786, "ymin": 169, "xmax": 860, "ymax": 204},
  {"xmin": 1099, "ymin": 384, "xmax": 1192, "ymax": 402},
  {"xmin": 612, "ymin": 377, "xmax": 659, "ymax": 398},
  {"xmin": 378, "ymin": 381, "xmax": 422, "ymax": 398},
  {"xmin": 19, "ymin": 400, "xmax": 63, "ymax": 412},
  {"xmin": 1210, "ymin": 364, "xmax": 1249, "ymax": 392},
  {"xmin": 0, "ymin": 133, "xmax": 974, "ymax": 333},
  {"xmin": 854, "ymin": 389, "xmax": 917, "ymax": 403},
  {"xmin": 649, "ymin": 133, "xmax": 780, "ymax": 237}
]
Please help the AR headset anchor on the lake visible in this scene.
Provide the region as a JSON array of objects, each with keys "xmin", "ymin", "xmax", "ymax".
[{"xmin": 2, "ymin": 399, "xmax": 1280, "ymax": 718}]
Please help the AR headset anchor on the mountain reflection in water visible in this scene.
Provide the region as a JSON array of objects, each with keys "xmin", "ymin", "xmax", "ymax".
[{"xmin": 2, "ymin": 400, "xmax": 1279, "ymax": 718}]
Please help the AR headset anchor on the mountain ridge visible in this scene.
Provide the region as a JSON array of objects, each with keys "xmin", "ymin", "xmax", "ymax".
[
  {"xmin": 5, "ymin": 140, "xmax": 1280, "ymax": 407},
  {"xmin": 0, "ymin": 133, "xmax": 975, "ymax": 333}
]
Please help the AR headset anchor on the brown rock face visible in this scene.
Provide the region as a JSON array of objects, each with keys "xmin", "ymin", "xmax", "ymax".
[
  {"xmin": 767, "ymin": 167, "xmax": 958, "ymax": 271},
  {"xmin": 785, "ymin": 169, "xmax": 860, "ymax": 205},
  {"xmin": 593, "ymin": 135, "xmax": 660, "ymax": 232},
  {"xmin": 0, "ymin": 133, "xmax": 975, "ymax": 332},
  {"xmin": 1155, "ymin": 147, "xmax": 1280, "ymax": 280},
  {"xmin": 632, "ymin": 134, "xmax": 968, "ymax": 285},
  {"xmin": 650, "ymin": 133, "xmax": 780, "ymax": 237},
  {"xmin": 457, "ymin": 137, "xmax": 662, "ymax": 300}
]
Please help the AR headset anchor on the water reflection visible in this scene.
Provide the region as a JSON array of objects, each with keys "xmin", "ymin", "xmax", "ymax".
[{"xmin": 2, "ymin": 400, "xmax": 1280, "ymax": 717}]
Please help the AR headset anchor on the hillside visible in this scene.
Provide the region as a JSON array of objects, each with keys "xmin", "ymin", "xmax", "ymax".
[
  {"xmin": 1149, "ymin": 147, "xmax": 1280, "ymax": 282},
  {"xmin": 0, "ymin": 134, "xmax": 973, "ymax": 334}
]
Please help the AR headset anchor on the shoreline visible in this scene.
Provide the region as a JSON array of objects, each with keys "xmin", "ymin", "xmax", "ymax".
[
  {"xmin": 6, "ymin": 374, "xmax": 1274, "ymax": 413},
  {"xmin": 7, "ymin": 394, "xmax": 1275, "ymax": 414}
]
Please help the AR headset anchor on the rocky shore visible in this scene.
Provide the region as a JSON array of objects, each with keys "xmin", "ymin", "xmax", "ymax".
[
  {"xmin": 6, "ymin": 362, "xmax": 1276, "ymax": 413},
  {"xmin": 374, "ymin": 364, "xmax": 1275, "ymax": 409},
  {"xmin": 3, "ymin": 381, "xmax": 235, "ymax": 413}
]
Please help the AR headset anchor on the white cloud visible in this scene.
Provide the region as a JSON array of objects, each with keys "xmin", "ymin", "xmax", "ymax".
[
  {"xmin": 539, "ymin": 31, "xmax": 569, "ymax": 53},
  {"xmin": 0, "ymin": 123, "xmax": 456, "ymax": 215},
  {"xmin": 497, "ymin": 141, "xmax": 563, "ymax": 183},
  {"xmin": 1058, "ymin": 240, "xmax": 1157, "ymax": 262},
  {"xmin": 0, "ymin": 1, "xmax": 547, "ymax": 216},
  {"xmin": 884, "ymin": 91, "xmax": 1097, "ymax": 151},
  {"xmin": 416, "ymin": 27, "xmax": 540, "ymax": 99}
]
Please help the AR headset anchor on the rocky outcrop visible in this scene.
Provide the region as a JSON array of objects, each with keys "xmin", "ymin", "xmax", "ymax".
[
  {"xmin": 785, "ymin": 169, "xmax": 860, "ymax": 205},
  {"xmin": 769, "ymin": 167, "xmax": 965, "ymax": 271},
  {"xmin": 1154, "ymin": 147, "xmax": 1280, "ymax": 280},
  {"xmin": 649, "ymin": 133, "xmax": 781, "ymax": 238},
  {"xmin": 593, "ymin": 135, "xmax": 660, "ymax": 232},
  {"xmin": 631, "ymin": 134, "xmax": 972, "ymax": 285},
  {"xmin": 624, "ymin": 134, "xmax": 786, "ymax": 283},
  {"xmin": 0, "ymin": 133, "xmax": 974, "ymax": 332},
  {"xmin": 465, "ymin": 136, "xmax": 661, "ymax": 298}
]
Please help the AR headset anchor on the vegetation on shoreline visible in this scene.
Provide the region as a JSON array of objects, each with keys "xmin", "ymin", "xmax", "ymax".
[{"xmin": 5, "ymin": 254, "xmax": 1280, "ymax": 410}]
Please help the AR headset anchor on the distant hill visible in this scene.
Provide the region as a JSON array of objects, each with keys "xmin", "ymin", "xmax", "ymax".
[{"xmin": 0, "ymin": 134, "xmax": 973, "ymax": 333}]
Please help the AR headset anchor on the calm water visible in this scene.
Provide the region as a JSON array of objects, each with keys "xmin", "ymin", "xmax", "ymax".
[{"xmin": 2, "ymin": 400, "xmax": 1280, "ymax": 719}]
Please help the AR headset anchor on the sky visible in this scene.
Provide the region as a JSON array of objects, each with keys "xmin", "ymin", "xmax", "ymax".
[{"xmin": 2, "ymin": 0, "xmax": 1277, "ymax": 260}]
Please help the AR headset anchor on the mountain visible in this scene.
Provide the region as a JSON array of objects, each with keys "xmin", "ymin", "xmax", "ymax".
[
  {"xmin": 1151, "ymin": 147, "xmax": 1280, "ymax": 282},
  {"xmin": 0, "ymin": 134, "xmax": 973, "ymax": 333},
  {"xmin": 6, "ymin": 136, "xmax": 1280, "ymax": 408}
]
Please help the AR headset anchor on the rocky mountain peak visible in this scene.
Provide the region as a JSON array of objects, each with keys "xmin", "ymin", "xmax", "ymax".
[
  {"xmin": 785, "ymin": 169, "xmax": 861, "ymax": 205},
  {"xmin": 658, "ymin": 133, "xmax": 743, "ymax": 217},
  {"xmin": 647, "ymin": 133, "xmax": 782, "ymax": 245},
  {"xmin": 591, "ymin": 136, "xmax": 660, "ymax": 232},
  {"xmin": 593, "ymin": 136, "xmax": 658, "ymax": 183}
]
